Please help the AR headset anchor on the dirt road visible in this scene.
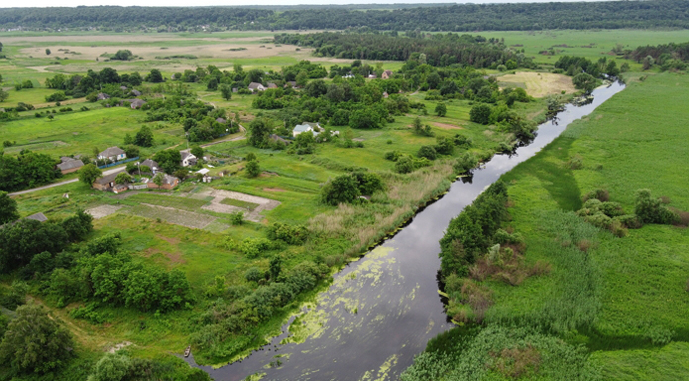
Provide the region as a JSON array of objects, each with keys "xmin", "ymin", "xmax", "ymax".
[{"xmin": 9, "ymin": 166, "xmax": 127, "ymax": 196}]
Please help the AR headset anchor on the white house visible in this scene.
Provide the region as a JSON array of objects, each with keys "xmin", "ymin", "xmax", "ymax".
[
  {"xmin": 248, "ymin": 82, "xmax": 266, "ymax": 92},
  {"xmin": 181, "ymin": 152, "xmax": 197, "ymax": 167},
  {"xmin": 98, "ymin": 147, "xmax": 126, "ymax": 162},
  {"xmin": 292, "ymin": 122, "xmax": 322, "ymax": 137}
]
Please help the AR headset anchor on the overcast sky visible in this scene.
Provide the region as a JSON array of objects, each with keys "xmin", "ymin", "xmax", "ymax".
[{"xmin": 0, "ymin": 0, "xmax": 603, "ymax": 8}]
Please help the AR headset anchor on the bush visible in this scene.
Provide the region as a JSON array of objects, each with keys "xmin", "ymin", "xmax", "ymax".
[
  {"xmin": 395, "ymin": 156, "xmax": 414, "ymax": 174},
  {"xmin": 454, "ymin": 153, "xmax": 478, "ymax": 174},
  {"xmin": 230, "ymin": 211, "xmax": 244, "ymax": 225},
  {"xmin": 635, "ymin": 189, "xmax": 679, "ymax": 224},
  {"xmin": 470, "ymin": 104, "xmax": 492, "ymax": 125},
  {"xmin": 245, "ymin": 160, "xmax": 260, "ymax": 178},
  {"xmin": 320, "ymin": 175, "xmax": 361, "ymax": 205},
  {"xmin": 582, "ymin": 189, "xmax": 609, "ymax": 202},
  {"xmin": 266, "ymin": 222, "xmax": 309, "ymax": 245},
  {"xmin": 244, "ymin": 267, "xmax": 263, "ymax": 283},
  {"xmin": 417, "ymin": 145, "xmax": 437, "ymax": 160},
  {"xmin": 384, "ymin": 151, "xmax": 401, "ymax": 161}
]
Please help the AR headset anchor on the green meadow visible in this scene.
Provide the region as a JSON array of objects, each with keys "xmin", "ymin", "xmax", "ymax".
[{"xmin": 488, "ymin": 72, "xmax": 689, "ymax": 378}]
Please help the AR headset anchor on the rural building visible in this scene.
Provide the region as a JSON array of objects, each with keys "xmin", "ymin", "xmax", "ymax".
[
  {"xmin": 232, "ymin": 87, "xmax": 238, "ymax": 93},
  {"xmin": 382, "ymin": 70, "xmax": 393, "ymax": 79},
  {"xmin": 92, "ymin": 172, "xmax": 120, "ymax": 191},
  {"xmin": 197, "ymin": 168, "xmax": 210, "ymax": 176},
  {"xmin": 269, "ymin": 134, "xmax": 291, "ymax": 145},
  {"xmin": 147, "ymin": 174, "xmax": 179, "ymax": 190},
  {"xmin": 266, "ymin": 82, "xmax": 278, "ymax": 89},
  {"xmin": 140, "ymin": 159, "xmax": 159, "ymax": 173},
  {"xmin": 26, "ymin": 212, "xmax": 48, "ymax": 222},
  {"xmin": 130, "ymin": 99, "xmax": 146, "ymax": 109},
  {"xmin": 98, "ymin": 147, "xmax": 126, "ymax": 162},
  {"xmin": 292, "ymin": 122, "xmax": 320, "ymax": 137},
  {"xmin": 120, "ymin": 85, "xmax": 128, "ymax": 91},
  {"xmin": 216, "ymin": 117, "xmax": 227, "ymax": 124},
  {"xmin": 383, "ymin": 91, "xmax": 389, "ymax": 98},
  {"xmin": 97, "ymin": 93, "xmax": 110, "ymax": 100},
  {"xmin": 368, "ymin": 74, "xmax": 377, "ymax": 79},
  {"xmin": 248, "ymin": 82, "xmax": 266, "ymax": 92},
  {"xmin": 131, "ymin": 89, "xmax": 142, "ymax": 96},
  {"xmin": 342, "ymin": 74, "xmax": 354, "ymax": 79},
  {"xmin": 284, "ymin": 81, "xmax": 298, "ymax": 89},
  {"xmin": 56, "ymin": 157, "xmax": 84, "ymax": 174},
  {"xmin": 181, "ymin": 152, "xmax": 197, "ymax": 167}
]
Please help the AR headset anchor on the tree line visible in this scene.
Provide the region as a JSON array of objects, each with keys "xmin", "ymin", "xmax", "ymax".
[{"xmin": 2, "ymin": 1, "xmax": 689, "ymax": 31}]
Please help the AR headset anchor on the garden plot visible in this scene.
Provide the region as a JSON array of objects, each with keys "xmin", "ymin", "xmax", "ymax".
[
  {"xmin": 121, "ymin": 204, "xmax": 217, "ymax": 229},
  {"xmin": 196, "ymin": 189, "xmax": 280, "ymax": 222},
  {"xmin": 86, "ymin": 204, "xmax": 123, "ymax": 219}
]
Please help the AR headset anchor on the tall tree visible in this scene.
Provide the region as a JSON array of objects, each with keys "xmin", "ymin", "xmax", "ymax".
[
  {"xmin": 0, "ymin": 191, "xmax": 19, "ymax": 224},
  {"xmin": 79, "ymin": 164, "xmax": 102, "ymax": 186},
  {"xmin": 0, "ymin": 304, "xmax": 74, "ymax": 374}
]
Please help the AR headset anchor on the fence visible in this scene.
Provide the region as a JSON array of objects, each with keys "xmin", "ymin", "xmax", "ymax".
[{"xmin": 98, "ymin": 156, "xmax": 139, "ymax": 169}]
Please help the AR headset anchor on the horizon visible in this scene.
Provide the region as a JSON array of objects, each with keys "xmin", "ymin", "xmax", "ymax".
[{"xmin": 0, "ymin": 0, "xmax": 612, "ymax": 9}]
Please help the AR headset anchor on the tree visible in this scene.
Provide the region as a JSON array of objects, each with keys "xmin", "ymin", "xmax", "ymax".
[
  {"xmin": 146, "ymin": 69, "xmax": 163, "ymax": 83},
  {"xmin": 435, "ymin": 103, "xmax": 447, "ymax": 117},
  {"xmin": 470, "ymin": 104, "xmax": 492, "ymax": 125},
  {"xmin": 45, "ymin": 48, "xmax": 51, "ymax": 55},
  {"xmin": 152, "ymin": 173, "xmax": 164, "ymax": 186},
  {"xmin": 61, "ymin": 210, "xmax": 93, "ymax": 242},
  {"xmin": 296, "ymin": 70, "xmax": 309, "ymax": 87},
  {"xmin": 113, "ymin": 50, "xmax": 134, "ymax": 61},
  {"xmin": 0, "ymin": 89, "xmax": 8, "ymax": 102},
  {"xmin": 220, "ymin": 84, "xmax": 232, "ymax": 100},
  {"xmin": 190, "ymin": 145, "xmax": 204, "ymax": 159},
  {"xmin": 0, "ymin": 191, "xmax": 19, "ymax": 225},
  {"xmin": 572, "ymin": 73, "xmax": 597, "ymax": 93},
  {"xmin": 134, "ymin": 126, "xmax": 154, "ymax": 147},
  {"xmin": 79, "ymin": 164, "xmax": 102, "ymax": 186},
  {"xmin": 305, "ymin": 79, "xmax": 328, "ymax": 97},
  {"xmin": 114, "ymin": 172, "xmax": 131, "ymax": 184},
  {"xmin": 153, "ymin": 150, "xmax": 181, "ymax": 174},
  {"xmin": 248, "ymin": 118, "xmax": 271, "ymax": 148},
  {"xmin": 418, "ymin": 145, "xmax": 437, "ymax": 160},
  {"xmin": 88, "ymin": 353, "xmax": 133, "ymax": 381},
  {"xmin": 349, "ymin": 109, "xmax": 380, "ymax": 129},
  {"xmin": 207, "ymin": 77, "xmax": 218, "ymax": 91},
  {"xmin": 269, "ymin": 256, "xmax": 282, "ymax": 280},
  {"xmin": 246, "ymin": 160, "xmax": 260, "ymax": 178},
  {"xmin": 395, "ymin": 156, "xmax": 414, "ymax": 174},
  {"xmin": 0, "ymin": 304, "xmax": 74, "ymax": 374},
  {"xmin": 320, "ymin": 175, "xmax": 361, "ymax": 205},
  {"xmin": 642, "ymin": 55, "xmax": 655, "ymax": 70}
]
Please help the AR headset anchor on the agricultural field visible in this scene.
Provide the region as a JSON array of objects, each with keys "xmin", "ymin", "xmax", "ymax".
[{"xmin": 2, "ymin": 26, "xmax": 689, "ymax": 381}]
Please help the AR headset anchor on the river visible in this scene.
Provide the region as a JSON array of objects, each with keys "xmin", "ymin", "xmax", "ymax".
[{"xmin": 186, "ymin": 81, "xmax": 626, "ymax": 381}]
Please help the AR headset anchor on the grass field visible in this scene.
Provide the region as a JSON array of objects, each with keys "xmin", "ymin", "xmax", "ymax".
[{"xmin": 488, "ymin": 72, "xmax": 689, "ymax": 378}]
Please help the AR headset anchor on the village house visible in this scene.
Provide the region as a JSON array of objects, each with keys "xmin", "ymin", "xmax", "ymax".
[
  {"xmin": 148, "ymin": 174, "xmax": 180, "ymax": 190},
  {"xmin": 266, "ymin": 82, "xmax": 278, "ymax": 89},
  {"xmin": 92, "ymin": 172, "xmax": 120, "ymax": 191},
  {"xmin": 181, "ymin": 152, "xmax": 197, "ymax": 167},
  {"xmin": 368, "ymin": 73, "xmax": 377, "ymax": 79},
  {"xmin": 269, "ymin": 134, "xmax": 291, "ymax": 145},
  {"xmin": 216, "ymin": 117, "xmax": 227, "ymax": 124},
  {"xmin": 284, "ymin": 81, "xmax": 298, "ymax": 89},
  {"xmin": 98, "ymin": 146, "xmax": 126, "ymax": 162},
  {"xmin": 26, "ymin": 212, "xmax": 48, "ymax": 222},
  {"xmin": 56, "ymin": 156, "xmax": 84, "ymax": 174},
  {"xmin": 248, "ymin": 82, "xmax": 266, "ymax": 92},
  {"xmin": 130, "ymin": 99, "xmax": 147, "ymax": 109},
  {"xmin": 97, "ymin": 92, "xmax": 110, "ymax": 101},
  {"xmin": 131, "ymin": 89, "xmax": 142, "ymax": 96},
  {"xmin": 292, "ymin": 122, "xmax": 321, "ymax": 137},
  {"xmin": 140, "ymin": 158, "xmax": 159, "ymax": 174},
  {"xmin": 381, "ymin": 70, "xmax": 393, "ymax": 79}
]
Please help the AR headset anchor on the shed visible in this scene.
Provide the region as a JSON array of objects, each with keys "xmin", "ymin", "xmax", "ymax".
[{"xmin": 26, "ymin": 213, "xmax": 48, "ymax": 222}]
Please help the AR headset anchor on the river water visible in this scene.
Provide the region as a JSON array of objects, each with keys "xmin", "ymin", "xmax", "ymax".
[{"xmin": 187, "ymin": 82, "xmax": 625, "ymax": 381}]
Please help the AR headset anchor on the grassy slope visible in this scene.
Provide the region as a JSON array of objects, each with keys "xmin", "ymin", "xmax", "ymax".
[{"xmin": 495, "ymin": 72, "xmax": 689, "ymax": 378}]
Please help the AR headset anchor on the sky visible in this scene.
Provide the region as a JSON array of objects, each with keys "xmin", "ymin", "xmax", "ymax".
[{"xmin": 0, "ymin": 0, "xmax": 604, "ymax": 8}]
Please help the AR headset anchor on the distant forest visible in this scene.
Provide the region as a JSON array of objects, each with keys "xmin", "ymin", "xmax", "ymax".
[{"xmin": 2, "ymin": 0, "xmax": 689, "ymax": 32}]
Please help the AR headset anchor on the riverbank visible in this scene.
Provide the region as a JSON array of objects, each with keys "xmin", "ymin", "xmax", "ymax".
[{"xmin": 404, "ymin": 72, "xmax": 689, "ymax": 379}]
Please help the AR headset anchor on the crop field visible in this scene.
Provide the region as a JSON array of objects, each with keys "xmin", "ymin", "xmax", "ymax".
[{"xmin": 497, "ymin": 71, "xmax": 576, "ymax": 97}]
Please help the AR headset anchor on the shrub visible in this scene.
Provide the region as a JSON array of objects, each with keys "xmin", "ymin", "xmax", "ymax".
[
  {"xmin": 417, "ymin": 145, "xmax": 437, "ymax": 160},
  {"xmin": 470, "ymin": 104, "xmax": 492, "ymax": 125},
  {"xmin": 230, "ymin": 211, "xmax": 244, "ymax": 225},
  {"xmin": 614, "ymin": 214, "xmax": 643, "ymax": 229},
  {"xmin": 582, "ymin": 189, "xmax": 609, "ymax": 202},
  {"xmin": 266, "ymin": 222, "xmax": 309, "ymax": 245},
  {"xmin": 454, "ymin": 153, "xmax": 478, "ymax": 174},
  {"xmin": 320, "ymin": 175, "xmax": 361, "ymax": 205},
  {"xmin": 244, "ymin": 267, "xmax": 263, "ymax": 283},
  {"xmin": 635, "ymin": 189, "xmax": 679, "ymax": 224},
  {"xmin": 245, "ymin": 160, "xmax": 260, "ymax": 178},
  {"xmin": 395, "ymin": 156, "xmax": 414, "ymax": 174},
  {"xmin": 384, "ymin": 151, "xmax": 400, "ymax": 161},
  {"xmin": 352, "ymin": 172, "xmax": 383, "ymax": 195}
]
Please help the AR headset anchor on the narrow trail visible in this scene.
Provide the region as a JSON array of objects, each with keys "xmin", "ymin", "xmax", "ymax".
[{"xmin": 9, "ymin": 166, "xmax": 126, "ymax": 196}]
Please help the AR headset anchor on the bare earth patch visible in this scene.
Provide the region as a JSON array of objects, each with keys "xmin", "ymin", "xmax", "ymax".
[
  {"xmin": 498, "ymin": 72, "xmax": 576, "ymax": 98},
  {"xmin": 433, "ymin": 122, "xmax": 465, "ymax": 130},
  {"xmin": 144, "ymin": 248, "xmax": 186, "ymax": 265},
  {"xmin": 86, "ymin": 204, "xmax": 123, "ymax": 219},
  {"xmin": 122, "ymin": 204, "xmax": 216, "ymax": 229},
  {"xmin": 196, "ymin": 189, "xmax": 280, "ymax": 222},
  {"xmin": 263, "ymin": 188, "xmax": 286, "ymax": 192}
]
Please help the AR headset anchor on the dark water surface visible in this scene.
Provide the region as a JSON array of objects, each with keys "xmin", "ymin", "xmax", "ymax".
[{"xmin": 187, "ymin": 82, "xmax": 625, "ymax": 381}]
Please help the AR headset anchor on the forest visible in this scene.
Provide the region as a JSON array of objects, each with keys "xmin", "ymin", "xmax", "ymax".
[{"xmin": 1, "ymin": 0, "xmax": 689, "ymax": 31}]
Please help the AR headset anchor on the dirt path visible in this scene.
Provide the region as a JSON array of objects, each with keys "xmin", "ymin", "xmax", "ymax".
[
  {"xmin": 9, "ymin": 166, "xmax": 126, "ymax": 196},
  {"xmin": 195, "ymin": 188, "xmax": 280, "ymax": 222}
]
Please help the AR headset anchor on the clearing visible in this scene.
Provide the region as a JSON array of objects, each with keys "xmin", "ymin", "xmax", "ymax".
[{"xmin": 498, "ymin": 71, "xmax": 576, "ymax": 97}]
